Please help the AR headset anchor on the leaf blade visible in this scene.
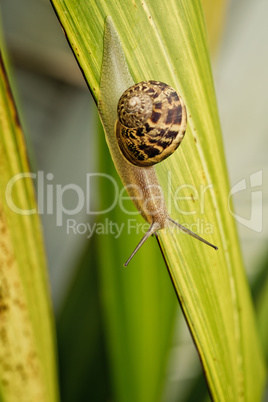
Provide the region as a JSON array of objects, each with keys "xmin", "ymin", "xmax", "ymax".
[
  {"xmin": 0, "ymin": 50, "xmax": 59, "ymax": 402},
  {"xmin": 49, "ymin": 1, "xmax": 266, "ymax": 400}
]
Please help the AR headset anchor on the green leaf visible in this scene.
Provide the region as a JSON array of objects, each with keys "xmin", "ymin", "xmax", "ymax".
[
  {"xmin": 256, "ymin": 275, "xmax": 268, "ymax": 364},
  {"xmin": 0, "ymin": 49, "xmax": 59, "ymax": 401},
  {"xmin": 50, "ymin": 1, "xmax": 266, "ymax": 401},
  {"xmin": 56, "ymin": 237, "xmax": 112, "ymax": 402},
  {"xmin": 202, "ymin": 0, "xmax": 230, "ymax": 56},
  {"xmin": 252, "ymin": 251, "xmax": 268, "ymax": 365},
  {"xmin": 96, "ymin": 119, "xmax": 178, "ymax": 402}
]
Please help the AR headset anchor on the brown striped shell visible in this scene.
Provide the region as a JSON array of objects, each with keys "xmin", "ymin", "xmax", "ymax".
[{"xmin": 115, "ymin": 81, "xmax": 187, "ymax": 167}]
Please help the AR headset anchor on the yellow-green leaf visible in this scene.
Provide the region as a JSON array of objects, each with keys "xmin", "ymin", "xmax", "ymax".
[
  {"xmin": 50, "ymin": 1, "xmax": 266, "ymax": 401},
  {"xmin": 202, "ymin": 0, "xmax": 230, "ymax": 56},
  {"xmin": 0, "ymin": 50, "xmax": 59, "ymax": 401}
]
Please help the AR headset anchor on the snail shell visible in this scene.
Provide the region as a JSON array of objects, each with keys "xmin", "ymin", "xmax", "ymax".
[{"xmin": 116, "ymin": 81, "xmax": 187, "ymax": 167}]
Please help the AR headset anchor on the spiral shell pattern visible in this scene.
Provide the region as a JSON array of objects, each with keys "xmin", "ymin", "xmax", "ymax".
[{"xmin": 116, "ymin": 81, "xmax": 187, "ymax": 167}]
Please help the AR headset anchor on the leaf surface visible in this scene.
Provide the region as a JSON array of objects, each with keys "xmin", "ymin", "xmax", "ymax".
[
  {"xmin": 0, "ymin": 50, "xmax": 59, "ymax": 401},
  {"xmin": 49, "ymin": 1, "xmax": 266, "ymax": 400}
]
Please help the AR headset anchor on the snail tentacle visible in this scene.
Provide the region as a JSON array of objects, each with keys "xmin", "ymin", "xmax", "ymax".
[
  {"xmin": 123, "ymin": 215, "xmax": 218, "ymax": 267},
  {"xmin": 123, "ymin": 222, "xmax": 160, "ymax": 267}
]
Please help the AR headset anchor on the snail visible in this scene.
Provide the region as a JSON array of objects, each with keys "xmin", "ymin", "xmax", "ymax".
[
  {"xmin": 98, "ymin": 17, "xmax": 217, "ymax": 266},
  {"xmin": 116, "ymin": 80, "xmax": 187, "ymax": 167}
]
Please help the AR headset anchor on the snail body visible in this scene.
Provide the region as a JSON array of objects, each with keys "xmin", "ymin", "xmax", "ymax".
[{"xmin": 98, "ymin": 17, "xmax": 217, "ymax": 266}]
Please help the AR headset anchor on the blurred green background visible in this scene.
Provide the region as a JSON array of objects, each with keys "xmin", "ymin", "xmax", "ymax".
[{"xmin": 1, "ymin": 0, "xmax": 267, "ymax": 401}]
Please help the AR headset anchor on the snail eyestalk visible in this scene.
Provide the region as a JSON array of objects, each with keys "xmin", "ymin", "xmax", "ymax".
[
  {"xmin": 124, "ymin": 223, "xmax": 158, "ymax": 267},
  {"xmin": 168, "ymin": 218, "xmax": 218, "ymax": 250},
  {"xmin": 124, "ymin": 219, "xmax": 218, "ymax": 267}
]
